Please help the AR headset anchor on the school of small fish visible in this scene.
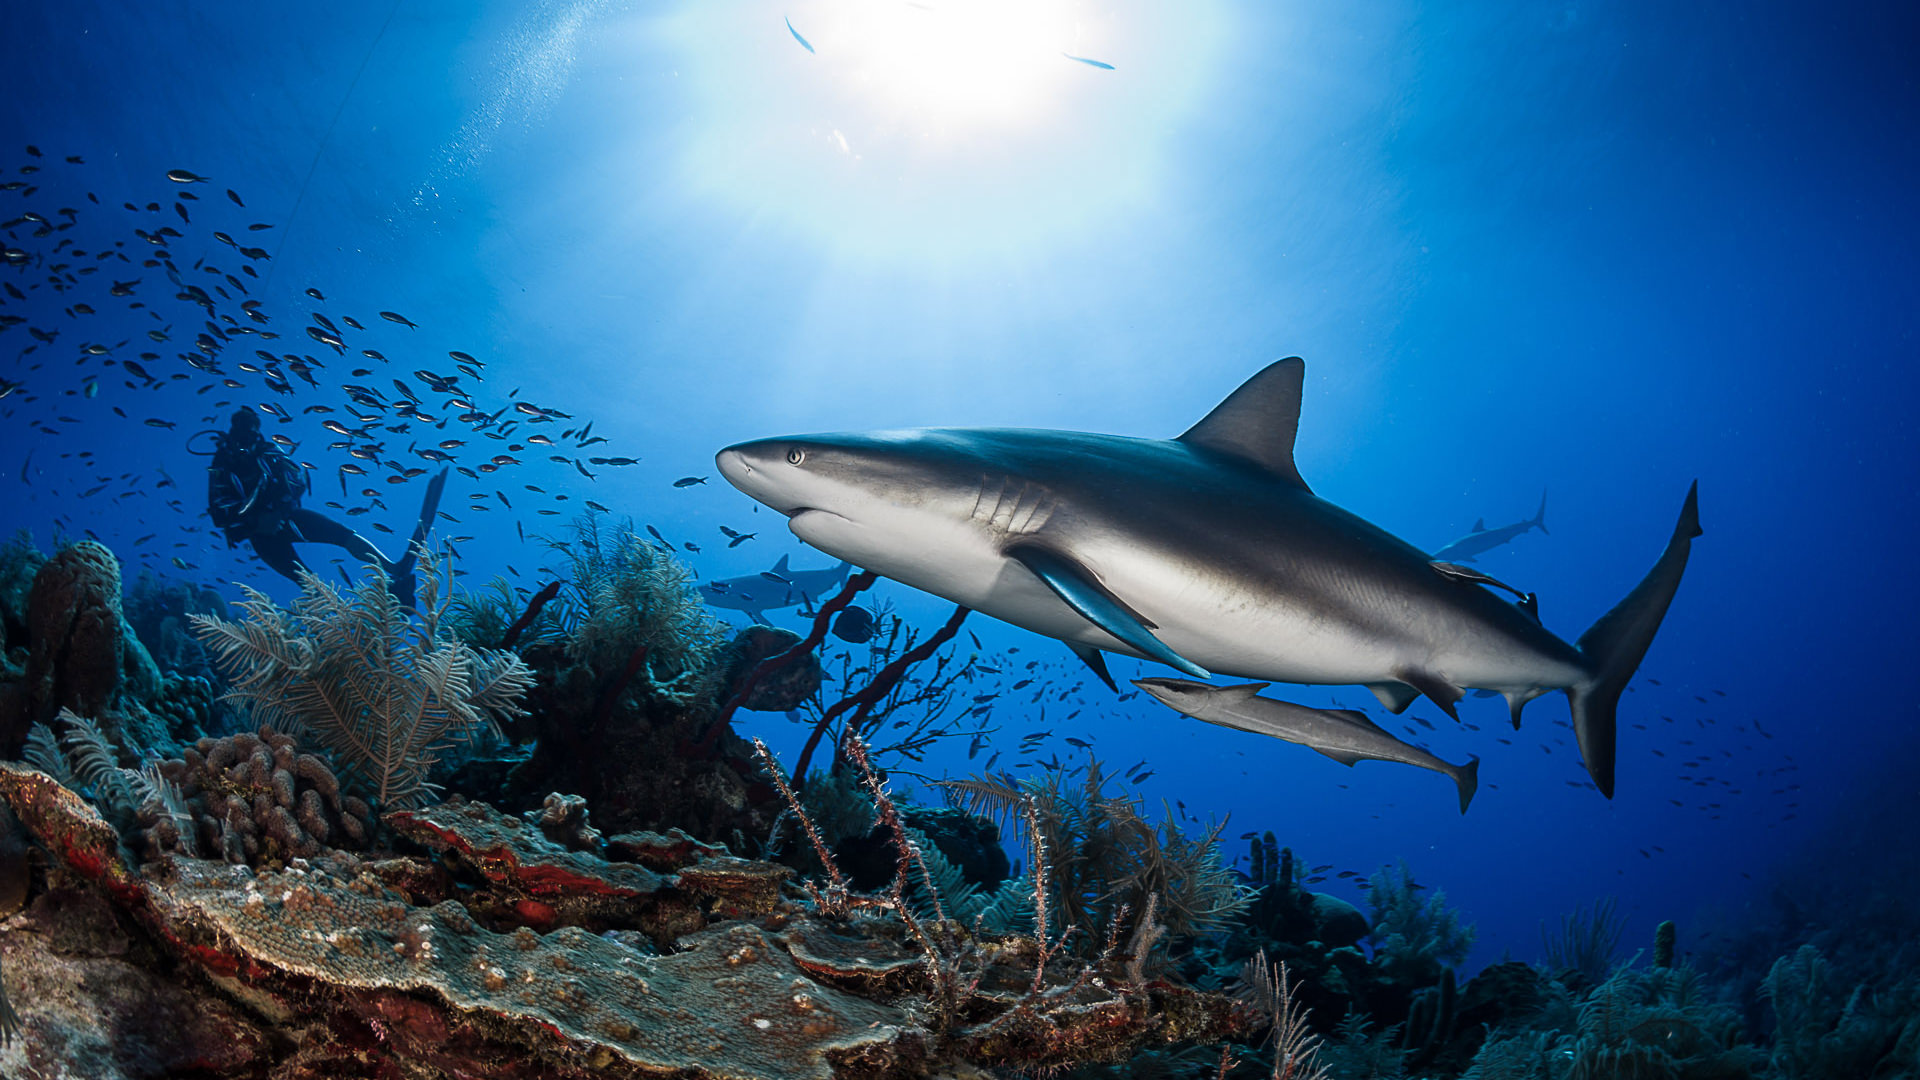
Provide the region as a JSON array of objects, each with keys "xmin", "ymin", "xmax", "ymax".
[{"xmin": 0, "ymin": 148, "xmax": 763, "ymax": 590}]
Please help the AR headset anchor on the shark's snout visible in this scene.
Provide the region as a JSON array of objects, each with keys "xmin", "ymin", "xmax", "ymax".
[{"xmin": 715, "ymin": 446, "xmax": 752, "ymax": 485}]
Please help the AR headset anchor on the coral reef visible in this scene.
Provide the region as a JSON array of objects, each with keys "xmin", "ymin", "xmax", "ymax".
[
  {"xmin": 721, "ymin": 624, "xmax": 824, "ymax": 712},
  {"xmin": 0, "ymin": 539, "xmax": 169, "ymax": 757},
  {"xmin": 945, "ymin": 758, "xmax": 1251, "ymax": 955},
  {"xmin": 0, "ymin": 739, "xmax": 1250, "ymax": 1079},
  {"xmin": 1366, "ymin": 860, "xmax": 1475, "ymax": 986},
  {"xmin": 1540, "ymin": 895, "xmax": 1625, "ymax": 989},
  {"xmin": 560, "ymin": 513, "xmax": 733, "ymax": 707},
  {"xmin": 1, "ymin": 535, "xmax": 1908, "ymax": 1080},
  {"xmin": 123, "ymin": 569, "xmax": 226, "ymax": 679},
  {"xmin": 140, "ymin": 725, "xmax": 376, "ymax": 865},
  {"xmin": 192, "ymin": 562, "xmax": 533, "ymax": 810},
  {"xmin": 1761, "ymin": 944, "xmax": 1920, "ymax": 1080},
  {"xmin": 446, "ymin": 576, "xmax": 570, "ymax": 651}
]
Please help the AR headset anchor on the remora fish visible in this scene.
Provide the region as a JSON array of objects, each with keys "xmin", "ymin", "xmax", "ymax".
[
  {"xmin": 1432, "ymin": 490, "xmax": 1548, "ymax": 563},
  {"xmin": 1134, "ymin": 678, "xmax": 1480, "ymax": 813},
  {"xmin": 715, "ymin": 357, "xmax": 1700, "ymax": 796}
]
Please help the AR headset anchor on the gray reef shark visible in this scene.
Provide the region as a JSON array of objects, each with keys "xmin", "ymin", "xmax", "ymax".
[
  {"xmin": 1431, "ymin": 491, "xmax": 1548, "ymax": 563},
  {"xmin": 1134, "ymin": 678, "xmax": 1480, "ymax": 813},
  {"xmin": 716, "ymin": 358, "xmax": 1699, "ymax": 796},
  {"xmin": 697, "ymin": 554, "xmax": 852, "ymax": 624}
]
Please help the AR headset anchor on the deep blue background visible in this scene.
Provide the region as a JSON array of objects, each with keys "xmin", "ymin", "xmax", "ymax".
[{"xmin": 3, "ymin": 0, "xmax": 1915, "ymax": 967}]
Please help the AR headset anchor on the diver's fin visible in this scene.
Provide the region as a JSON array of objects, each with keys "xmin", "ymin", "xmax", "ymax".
[
  {"xmin": 1011, "ymin": 546, "xmax": 1208, "ymax": 678},
  {"xmin": 389, "ymin": 467, "xmax": 447, "ymax": 610},
  {"xmin": 393, "ymin": 467, "xmax": 449, "ymax": 576},
  {"xmin": 1067, "ymin": 642, "xmax": 1119, "ymax": 693},
  {"xmin": 1367, "ymin": 681, "xmax": 1420, "ymax": 714},
  {"xmin": 1569, "ymin": 481, "xmax": 1701, "ymax": 799},
  {"xmin": 1395, "ymin": 667, "xmax": 1464, "ymax": 720}
]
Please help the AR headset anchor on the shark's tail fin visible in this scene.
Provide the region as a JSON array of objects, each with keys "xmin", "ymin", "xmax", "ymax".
[
  {"xmin": 1567, "ymin": 482, "xmax": 1701, "ymax": 797},
  {"xmin": 1532, "ymin": 489, "xmax": 1549, "ymax": 536}
]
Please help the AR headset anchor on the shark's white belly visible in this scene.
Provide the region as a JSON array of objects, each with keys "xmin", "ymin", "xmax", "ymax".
[{"xmin": 791, "ymin": 507, "xmax": 1584, "ymax": 693}]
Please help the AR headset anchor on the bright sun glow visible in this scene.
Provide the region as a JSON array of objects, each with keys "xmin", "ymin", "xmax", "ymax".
[
  {"xmin": 803, "ymin": 0, "xmax": 1087, "ymax": 129},
  {"xmin": 636, "ymin": 1, "xmax": 1224, "ymax": 259}
]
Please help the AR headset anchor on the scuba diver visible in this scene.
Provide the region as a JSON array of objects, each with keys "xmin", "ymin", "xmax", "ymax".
[{"xmin": 203, "ymin": 407, "xmax": 445, "ymax": 606}]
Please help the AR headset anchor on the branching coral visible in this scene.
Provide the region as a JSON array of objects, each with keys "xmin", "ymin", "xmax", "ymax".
[
  {"xmin": 445, "ymin": 576, "xmax": 569, "ymax": 651},
  {"xmin": 1762, "ymin": 944, "xmax": 1920, "ymax": 1080},
  {"xmin": 943, "ymin": 758, "xmax": 1250, "ymax": 955},
  {"xmin": 1542, "ymin": 896, "xmax": 1627, "ymax": 987},
  {"xmin": 1238, "ymin": 950, "xmax": 1332, "ymax": 1080},
  {"xmin": 558, "ymin": 513, "xmax": 732, "ymax": 706},
  {"xmin": 20, "ymin": 709, "xmax": 162, "ymax": 826},
  {"xmin": 1365, "ymin": 860, "xmax": 1475, "ymax": 984},
  {"xmin": 1462, "ymin": 962, "xmax": 1764, "ymax": 1080},
  {"xmin": 190, "ymin": 557, "xmax": 532, "ymax": 810}
]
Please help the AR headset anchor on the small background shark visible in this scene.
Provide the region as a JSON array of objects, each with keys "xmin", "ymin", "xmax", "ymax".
[
  {"xmin": 1431, "ymin": 490, "xmax": 1548, "ymax": 563},
  {"xmin": 698, "ymin": 554, "xmax": 851, "ymax": 624}
]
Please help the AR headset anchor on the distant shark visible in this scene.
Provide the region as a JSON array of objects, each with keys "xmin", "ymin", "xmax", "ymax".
[
  {"xmin": 1134, "ymin": 678, "xmax": 1481, "ymax": 813},
  {"xmin": 716, "ymin": 358, "xmax": 1699, "ymax": 796},
  {"xmin": 698, "ymin": 554, "xmax": 851, "ymax": 624},
  {"xmin": 1431, "ymin": 491, "xmax": 1548, "ymax": 563}
]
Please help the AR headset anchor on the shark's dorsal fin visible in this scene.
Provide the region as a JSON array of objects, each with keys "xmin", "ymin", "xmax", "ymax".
[
  {"xmin": 773, "ymin": 554, "xmax": 790, "ymax": 573},
  {"xmin": 1472, "ymin": 518, "xmax": 1486, "ymax": 532},
  {"xmin": 1216, "ymin": 682, "xmax": 1272, "ymax": 701},
  {"xmin": 1178, "ymin": 357, "xmax": 1311, "ymax": 492}
]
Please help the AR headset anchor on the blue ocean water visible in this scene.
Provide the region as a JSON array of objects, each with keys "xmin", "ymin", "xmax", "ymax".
[{"xmin": 1, "ymin": 0, "xmax": 1914, "ymax": 984}]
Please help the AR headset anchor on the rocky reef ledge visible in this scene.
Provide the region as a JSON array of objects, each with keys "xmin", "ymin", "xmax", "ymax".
[{"xmin": 0, "ymin": 763, "xmax": 1248, "ymax": 1079}]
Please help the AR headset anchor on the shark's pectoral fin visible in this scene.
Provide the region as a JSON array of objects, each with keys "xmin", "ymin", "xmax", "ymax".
[
  {"xmin": 1368, "ymin": 681, "xmax": 1420, "ymax": 713},
  {"xmin": 1395, "ymin": 668, "xmax": 1465, "ymax": 720},
  {"xmin": 1067, "ymin": 643, "xmax": 1119, "ymax": 693},
  {"xmin": 1010, "ymin": 546, "xmax": 1209, "ymax": 679}
]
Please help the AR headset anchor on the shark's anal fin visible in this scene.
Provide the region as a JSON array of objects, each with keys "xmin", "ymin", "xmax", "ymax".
[
  {"xmin": 1011, "ymin": 546, "xmax": 1209, "ymax": 679},
  {"xmin": 1067, "ymin": 643, "xmax": 1118, "ymax": 693},
  {"xmin": 1395, "ymin": 668, "xmax": 1465, "ymax": 720}
]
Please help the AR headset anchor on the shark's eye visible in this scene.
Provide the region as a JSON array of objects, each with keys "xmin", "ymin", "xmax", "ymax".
[{"xmin": 786, "ymin": 447, "xmax": 806, "ymax": 465}]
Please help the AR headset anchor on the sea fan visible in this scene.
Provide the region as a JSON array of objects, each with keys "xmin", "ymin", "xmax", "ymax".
[{"xmin": 191, "ymin": 558, "xmax": 533, "ymax": 810}]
